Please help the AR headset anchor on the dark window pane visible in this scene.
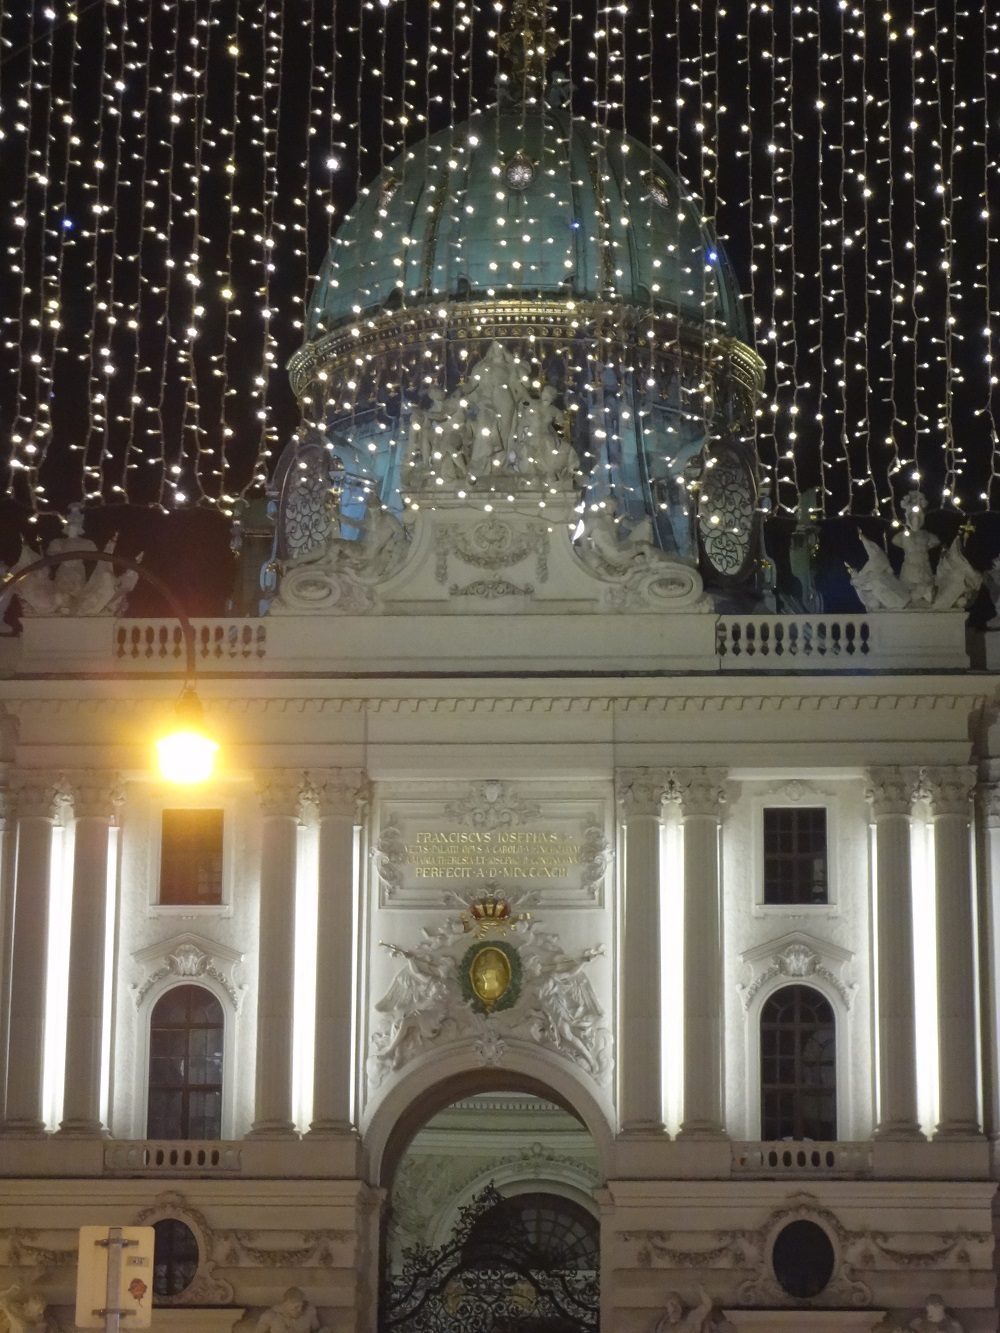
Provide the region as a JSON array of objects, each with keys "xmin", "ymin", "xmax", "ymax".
[
  {"xmin": 772, "ymin": 1221, "xmax": 835, "ymax": 1298},
  {"xmin": 153, "ymin": 1219, "xmax": 199, "ymax": 1298},
  {"xmin": 761, "ymin": 985, "xmax": 837, "ymax": 1140},
  {"xmin": 159, "ymin": 809, "xmax": 224, "ymax": 906},
  {"xmin": 763, "ymin": 807, "xmax": 828, "ymax": 904},
  {"xmin": 147, "ymin": 985, "xmax": 223, "ymax": 1140}
]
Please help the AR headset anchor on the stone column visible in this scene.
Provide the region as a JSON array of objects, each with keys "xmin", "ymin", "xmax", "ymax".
[
  {"xmin": 308, "ymin": 770, "xmax": 366, "ymax": 1136},
  {"xmin": 867, "ymin": 767, "xmax": 922, "ymax": 1139},
  {"xmin": 921, "ymin": 766, "xmax": 981, "ymax": 1138},
  {"xmin": 57, "ymin": 776, "xmax": 123, "ymax": 1136},
  {"xmin": 0, "ymin": 766, "xmax": 14, "ymax": 1122},
  {"xmin": 672, "ymin": 768, "xmax": 728, "ymax": 1139},
  {"xmin": 248, "ymin": 774, "xmax": 302, "ymax": 1138},
  {"xmin": 978, "ymin": 773, "xmax": 1000, "ymax": 1142},
  {"xmin": 616, "ymin": 769, "xmax": 667, "ymax": 1134},
  {"xmin": 0, "ymin": 778, "xmax": 61, "ymax": 1135}
]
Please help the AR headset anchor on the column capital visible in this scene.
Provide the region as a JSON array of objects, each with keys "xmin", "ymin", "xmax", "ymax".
[
  {"xmin": 615, "ymin": 768, "xmax": 670, "ymax": 818},
  {"xmin": 866, "ymin": 767, "xmax": 920, "ymax": 819},
  {"xmin": 64, "ymin": 772, "xmax": 125, "ymax": 821},
  {"xmin": 255, "ymin": 771, "xmax": 308, "ymax": 819},
  {"xmin": 304, "ymin": 769, "xmax": 370, "ymax": 820},
  {"xmin": 12, "ymin": 774, "xmax": 67, "ymax": 821},
  {"xmin": 667, "ymin": 767, "xmax": 729, "ymax": 819},
  {"xmin": 917, "ymin": 765, "xmax": 976, "ymax": 818}
]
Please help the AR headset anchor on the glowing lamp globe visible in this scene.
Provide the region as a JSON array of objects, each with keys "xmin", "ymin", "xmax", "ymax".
[{"xmin": 155, "ymin": 686, "xmax": 218, "ymax": 785}]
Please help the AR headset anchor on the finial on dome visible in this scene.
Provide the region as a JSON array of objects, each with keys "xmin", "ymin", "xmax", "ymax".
[{"xmin": 498, "ymin": 0, "xmax": 559, "ymax": 93}]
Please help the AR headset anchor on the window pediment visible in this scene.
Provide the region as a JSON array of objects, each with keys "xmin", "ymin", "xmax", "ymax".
[
  {"xmin": 739, "ymin": 931, "xmax": 855, "ymax": 1010},
  {"xmin": 131, "ymin": 932, "xmax": 245, "ymax": 1011}
]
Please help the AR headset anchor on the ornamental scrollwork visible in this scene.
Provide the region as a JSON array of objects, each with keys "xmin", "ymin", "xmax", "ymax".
[
  {"xmin": 443, "ymin": 781, "xmax": 542, "ymax": 832},
  {"xmin": 435, "ymin": 515, "xmax": 548, "ymax": 584}
]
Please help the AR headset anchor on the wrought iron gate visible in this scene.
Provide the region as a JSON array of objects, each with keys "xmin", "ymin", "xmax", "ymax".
[{"xmin": 380, "ymin": 1185, "xmax": 600, "ymax": 1332}]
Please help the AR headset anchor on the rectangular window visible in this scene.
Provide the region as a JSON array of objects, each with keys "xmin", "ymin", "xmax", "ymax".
[
  {"xmin": 159, "ymin": 809, "xmax": 224, "ymax": 906},
  {"xmin": 763, "ymin": 807, "xmax": 828, "ymax": 905}
]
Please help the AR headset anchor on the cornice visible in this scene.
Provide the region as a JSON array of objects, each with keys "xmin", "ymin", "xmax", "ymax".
[{"xmin": 0, "ymin": 690, "xmax": 989, "ymax": 718}]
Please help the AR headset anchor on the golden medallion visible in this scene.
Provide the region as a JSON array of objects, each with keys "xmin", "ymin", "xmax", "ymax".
[{"xmin": 469, "ymin": 945, "xmax": 512, "ymax": 1010}]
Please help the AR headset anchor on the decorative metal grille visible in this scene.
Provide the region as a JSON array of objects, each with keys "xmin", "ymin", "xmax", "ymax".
[{"xmin": 381, "ymin": 1185, "xmax": 599, "ymax": 1332}]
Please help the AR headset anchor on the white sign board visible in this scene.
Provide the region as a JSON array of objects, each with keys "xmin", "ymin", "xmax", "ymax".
[{"xmin": 75, "ymin": 1227, "xmax": 155, "ymax": 1329}]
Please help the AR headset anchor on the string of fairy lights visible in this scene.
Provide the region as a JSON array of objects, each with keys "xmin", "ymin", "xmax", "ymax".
[{"xmin": 0, "ymin": 0, "xmax": 997, "ymax": 525}]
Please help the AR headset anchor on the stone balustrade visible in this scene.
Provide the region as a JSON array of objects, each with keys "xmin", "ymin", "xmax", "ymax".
[
  {"xmin": 731, "ymin": 1141, "xmax": 873, "ymax": 1176},
  {"xmin": 104, "ymin": 1141, "xmax": 243, "ymax": 1174}
]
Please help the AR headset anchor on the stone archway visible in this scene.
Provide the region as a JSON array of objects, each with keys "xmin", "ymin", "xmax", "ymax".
[{"xmin": 373, "ymin": 1075, "xmax": 603, "ymax": 1333}]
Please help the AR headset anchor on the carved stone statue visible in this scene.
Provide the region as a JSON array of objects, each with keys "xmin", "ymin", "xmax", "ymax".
[
  {"xmin": 2, "ymin": 504, "xmax": 138, "ymax": 617},
  {"xmin": 578, "ymin": 512, "xmax": 664, "ymax": 575},
  {"xmin": 848, "ymin": 535, "xmax": 910, "ymax": 611},
  {"xmin": 370, "ymin": 940, "xmax": 455, "ymax": 1074},
  {"xmin": 652, "ymin": 1284, "xmax": 732, "ymax": 1332},
  {"xmin": 274, "ymin": 502, "xmax": 411, "ymax": 613},
  {"xmin": 516, "ymin": 384, "xmax": 572, "ymax": 482},
  {"xmin": 907, "ymin": 1294, "xmax": 963, "ymax": 1333},
  {"xmin": 0, "ymin": 1285, "xmax": 57, "ymax": 1333},
  {"xmin": 254, "ymin": 1288, "xmax": 329, "ymax": 1333},
  {"xmin": 409, "ymin": 386, "xmax": 470, "ymax": 480},
  {"xmin": 527, "ymin": 941, "xmax": 608, "ymax": 1076},
  {"xmin": 932, "ymin": 538, "xmax": 981, "ymax": 611},
  {"xmin": 462, "ymin": 341, "xmax": 531, "ymax": 479},
  {"xmin": 892, "ymin": 491, "xmax": 939, "ymax": 606}
]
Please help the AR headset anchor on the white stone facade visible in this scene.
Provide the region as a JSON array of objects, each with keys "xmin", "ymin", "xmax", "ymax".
[{"xmin": 0, "ymin": 608, "xmax": 998, "ymax": 1330}]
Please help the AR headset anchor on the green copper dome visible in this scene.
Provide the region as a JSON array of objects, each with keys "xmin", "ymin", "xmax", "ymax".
[{"xmin": 308, "ymin": 104, "xmax": 747, "ymax": 340}]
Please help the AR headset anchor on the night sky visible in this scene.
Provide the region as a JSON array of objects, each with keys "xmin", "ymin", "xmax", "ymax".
[{"xmin": 1, "ymin": 0, "xmax": 998, "ymax": 613}]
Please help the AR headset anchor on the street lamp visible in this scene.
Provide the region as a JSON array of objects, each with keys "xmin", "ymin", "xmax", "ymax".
[{"xmin": 1, "ymin": 549, "xmax": 218, "ymax": 784}]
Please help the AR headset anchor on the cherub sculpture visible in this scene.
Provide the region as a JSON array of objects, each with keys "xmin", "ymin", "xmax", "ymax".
[
  {"xmin": 0, "ymin": 1284, "xmax": 57, "ymax": 1333},
  {"xmin": 255, "ymin": 1288, "xmax": 330, "ymax": 1333},
  {"xmin": 651, "ymin": 1284, "xmax": 733, "ymax": 1332},
  {"xmin": 907, "ymin": 1293, "xmax": 964, "ymax": 1332}
]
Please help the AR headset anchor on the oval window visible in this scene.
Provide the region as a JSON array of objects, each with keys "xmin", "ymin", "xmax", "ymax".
[
  {"xmin": 771, "ymin": 1219, "xmax": 834, "ymax": 1298},
  {"xmin": 153, "ymin": 1218, "xmax": 199, "ymax": 1298}
]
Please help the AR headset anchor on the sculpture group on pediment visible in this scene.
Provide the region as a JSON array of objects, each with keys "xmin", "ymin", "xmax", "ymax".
[
  {"xmin": 368, "ymin": 895, "xmax": 612, "ymax": 1085},
  {"xmin": 849, "ymin": 493, "xmax": 981, "ymax": 613},
  {"xmin": 273, "ymin": 500, "xmax": 411, "ymax": 613},
  {"xmin": 407, "ymin": 342, "xmax": 578, "ymax": 491},
  {"xmin": 0, "ymin": 503, "xmax": 138, "ymax": 618}
]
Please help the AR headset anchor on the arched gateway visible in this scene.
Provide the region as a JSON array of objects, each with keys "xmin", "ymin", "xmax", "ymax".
[{"xmin": 372, "ymin": 1074, "xmax": 603, "ymax": 1333}]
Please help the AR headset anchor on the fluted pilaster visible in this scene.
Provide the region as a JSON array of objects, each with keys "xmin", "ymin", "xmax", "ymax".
[
  {"xmin": 248, "ymin": 773, "xmax": 304, "ymax": 1138},
  {"xmin": 616, "ymin": 769, "xmax": 669, "ymax": 1133},
  {"xmin": 307, "ymin": 770, "xmax": 367, "ymax": 1136},
  {"xmin": 670, "ymin": 767, "xmax": 728, "ymax": 1139},
  {"xmin": 867, "ymin": 767, "xmax": 922, "ymax": 1139},
  {"xmin": 57, "ymin": 775, "xmax": 123, "ymax": 1137},
  {"xmin": 0, "ymin": 778, "xmax": 63, "ymax": 1135},
  {"xmin": 920, "ymin": 766, "xmax": 981, "ymax": 1138}
]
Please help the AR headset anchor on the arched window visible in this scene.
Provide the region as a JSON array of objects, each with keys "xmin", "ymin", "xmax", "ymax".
[
  {"xmin": 760, "ymin": 984, "xmax": 836, "ymax": 1141},
  {"xmin": 147, "ymin": 984, "xmax": 224, "ymax": 1140},
  {"xmin": 464, "ymin": 1192, "xmax": 599, "ymax": 1272}
]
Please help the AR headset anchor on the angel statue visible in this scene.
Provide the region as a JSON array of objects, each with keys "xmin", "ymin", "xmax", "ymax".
[
  {"xmin": 369, "ymin": 941, "xmax": 455, "ymax": 1074},
  {"xmin": 528, "ymin": 941, "xmax": 609, "ymax": 1076}
]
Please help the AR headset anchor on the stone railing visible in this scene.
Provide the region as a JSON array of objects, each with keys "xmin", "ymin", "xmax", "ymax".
[
  {"xmin": 716, "ymin": 615, "xmax": 872, "ymax": 666},
  {"xmin": 731, "ymin": 1141, "xmax": 872, "ymax": 1176},
  {"xmin": 114, "ymin": 619, "xmax": 267, "ymax": 664},
  {"xmin": 104, "ymin": 1141, "xmax": 242, "ymax": 1174}
]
